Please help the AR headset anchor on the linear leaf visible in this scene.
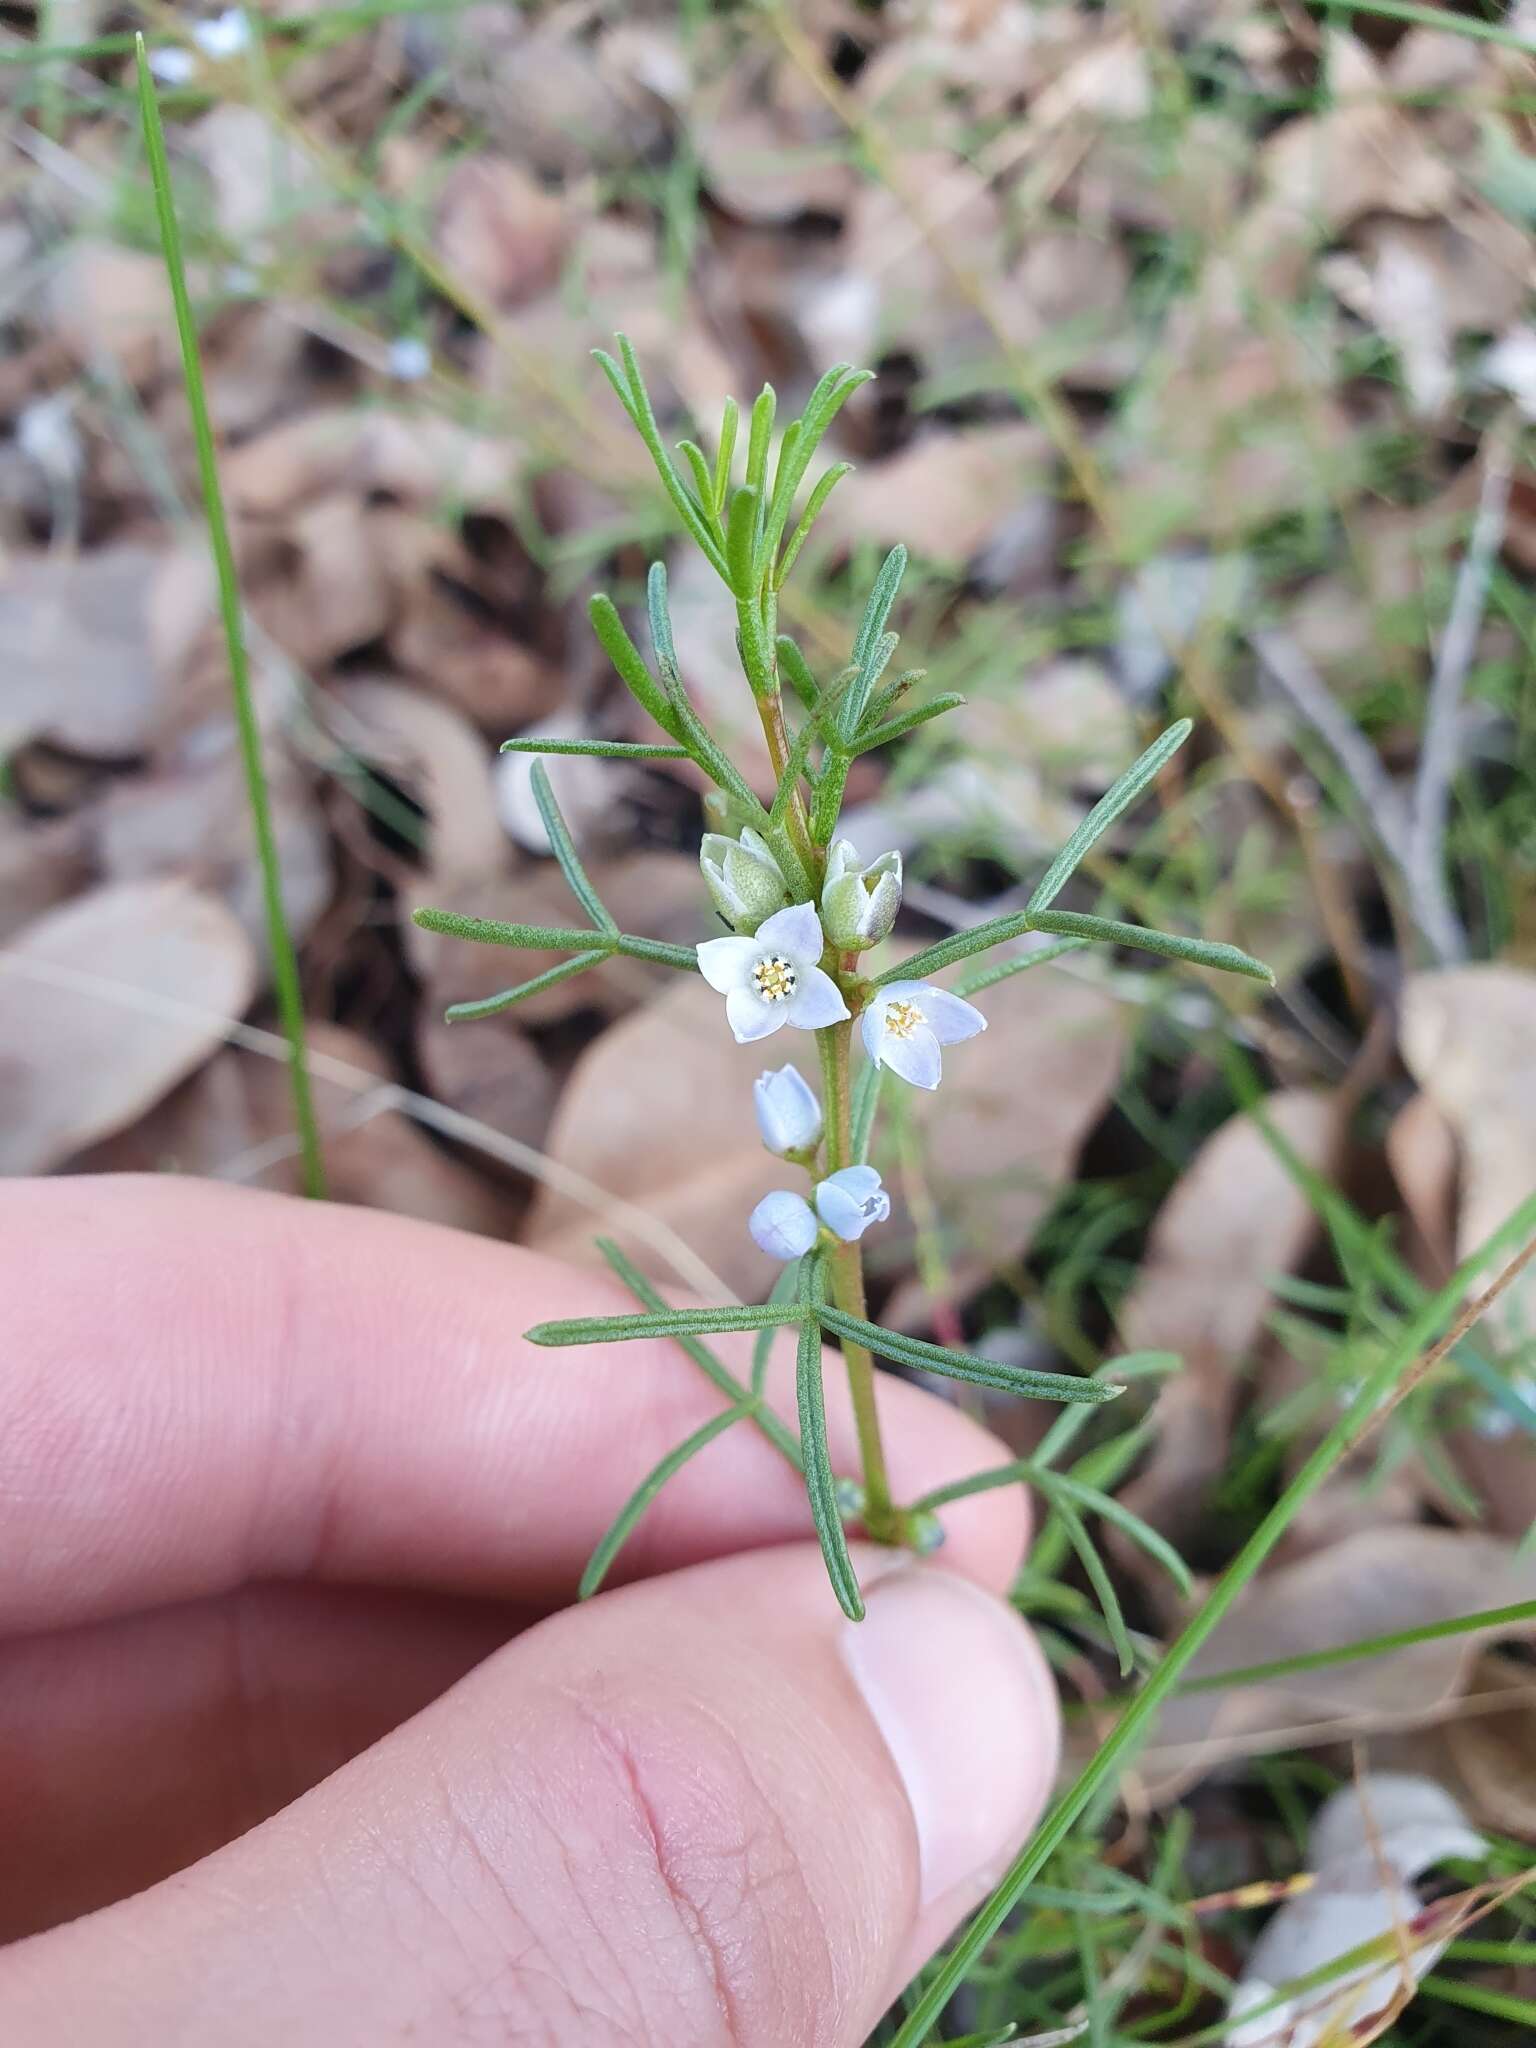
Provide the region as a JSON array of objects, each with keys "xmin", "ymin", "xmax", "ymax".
[
  {"xmin": 588, "ymin": 594, "xmax": 684, "ymax": 741},
  {"xmin": 775, "ymin": 635, "xmax": 820, "ymax": 713},
  {"xmin": 412, "ymin": 906, "xmax": 604, "ymax": 952},
  {"xmin": 596, "ymin": 1240, "xmax": 802, "ymax": 1468},
  {"xmin": 614, "ymin": 933, "xmax": 700, "ymax": 970},
  {"xmin": 526, "ymin": 1302, "xmax": 805, "ymax": 1346},
  {"xmin": 851, "ymin": 1058, "xmax": 884, "ymax": 1165},
  {"xmin": 725, "ymin": 482, "xmax": 761, "ymax": 600},
  {"xmin": 1026, "ymin": 910, "xmax": 1276, "ymax": 984},
  {"xmin": 712, "ymin": 395, "xmax": 739, "ymax": 511},
  {"xmin": 1046, "ymin": 1489, "xmax": 1135, "ymax": 1676},
  {"xmin": 646, "ymin": 560, "xmax": 680, "ymax": 685},
  {"xmin": 815, "ymin": 1306, "xmax": 1122, "ymax": 1404},
  {"xmin": 842, "ymin": 545, "xmax": 907, "ymax": 739},
  {"xmin": 446, "ymin": 949, "xmax": 607, "ymax": 1022},
  {"xmin": 500, "ymin": 737, "xmax": 691, "ymax": 760},
  {"xmin": 676, "ymin": 439, "xmax": 720, "ymax": 536},
  {"xmin": 797, "ymin": 1259, "xmax": 864, "ymax": 1620},
  {"xmin": 530, "ymin": 761, "xmax": 616, "ymax": 935},
  {"xmin": 580, "ymin": 1403, "xmax": 749, "ymax": 1600},
  {"xmin": 872, "ymin": 913, "xmax": 1033, "ymax": 986},
  {"xmin": 1046, "ymin": 1469, "xmax": 1193, "ymax": 1596},
  {"xmin": 744, "ymin": 384, "xmax": 776, "ymax": 496},
  {"xmin": 1028, "ymin": 720, "xmax": 1192, "ymax": 914},
  {"xmin": 751, "ymin": 1259, "xmax": 804, "ymax": 1396},
  {"xmin": 607, "ymin": 337, "xmax": 730, "ymax": 579},
  {"xmin": 774, "ymin": 460, "xmax": 851, "ymax": 587},
  {"xmin": 849, "ymin": 691, "xmax": 966, "ymax": 756}
]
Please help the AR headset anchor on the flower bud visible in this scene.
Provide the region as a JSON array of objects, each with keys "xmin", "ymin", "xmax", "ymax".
[
  {"xmin": 813, "ymin": 1165, "xmax": 891, "ymax": 1243},
  {"xmin": 820, "ymin": 840, "xmax": 902, "ymax": 952},
  {"xmin": 700, "ymin": 827, "xmax": 792, "ymax": 935},
  {"xmin": 748, "ymin": 1189, "xmax": 819, "ymax": 1262},
  {"xmin": 753, "ymin": 1063, "xmax": 823, "ymax": 1156}
]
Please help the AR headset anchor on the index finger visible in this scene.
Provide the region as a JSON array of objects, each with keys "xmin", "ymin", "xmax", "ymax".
[{"xmin": 0, "ymin": 1176, "xmax": 1029, "ymax": 1631}]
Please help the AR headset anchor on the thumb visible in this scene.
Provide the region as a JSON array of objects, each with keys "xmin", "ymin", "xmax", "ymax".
[{"xmin": 0, "ymin": 1547, "xmax": 1058, "ymax": 2048}]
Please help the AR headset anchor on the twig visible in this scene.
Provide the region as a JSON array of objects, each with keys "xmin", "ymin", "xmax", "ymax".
[{"xmin": 1409, "ymin": 418, "xmax": 1515, "ymax": 966}]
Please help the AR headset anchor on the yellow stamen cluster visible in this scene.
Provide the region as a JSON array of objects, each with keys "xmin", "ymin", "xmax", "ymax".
[
  {"xmin": 883, "ymin": 998, "xmax": 923, "ymax": 1040},
  {"xmin": 752, "ymin": 955, "xmax": 798, "ymax": 1003}
]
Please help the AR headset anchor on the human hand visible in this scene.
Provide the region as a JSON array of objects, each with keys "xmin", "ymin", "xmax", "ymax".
[{"xmin": 0, "ymin": 1176, "xmax": 1057, "ymax": 2046}]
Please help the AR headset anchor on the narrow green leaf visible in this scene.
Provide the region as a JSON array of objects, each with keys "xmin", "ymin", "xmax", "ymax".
[
  {"xmin": 745, "ymin": 384, "xmax": 776, "ymax": 496},
  {"xmin": 849, "ymin": 691, "xmax": 965, "ymax": 756},
  {"xmin": 760, "ymin": 418, "xmax": 803, "ymax": 566},
  {"xmin": 596, "ymin": 1240, "xmax": 802, "ymax": 1469},
  {"xmin": 526, "ymin": 1302, "xmax": 805, "ymax": 1346},
  {"xmin": 592, "ymin": 346, "xmax": 640, "ymax": 426},
  {"xmin": 768, "ymin": 710, "xmax": 825, "ymax": 831},
  {"xmin": 500, "ymin": 737, "xmax": 691, "ymax": 761},
  {"xmin": 1028, "ymin": 720, "xmax": 1192, "ymax": 914},
  {"xmin": 1046, "ymin": 1469, "xmax": 1193, "ymax": 1596},
  {"xmin": 726, "ymin": 483, "xmax": 760, "ymax": 600},
  {"xmin": 1048, "ymin": 1490, "xmax": 1135, "ymax": 1676},
  {"xmin": 773, "ymin": 461, "xmax": 851, "ymax": 588},
  {"xmin": 712, "ymin": 395, "xmax": 739, "ymax": 511},
  {"xmin": 1032, "ymin": 1352, "xmax": 1179, "ymax": 1468},
  {"xmin": 751, "ymin": 1260, "xmax": 804, "ymax": 1396},
  {"xmin": 609, "ymin": 336, "xmax": 730, "ymax": 579},
  {"xmin": 859, "ymin": 667, "xmax": 927, "ymax": 732},
  {"xmin": 873, "ymin": 912, "xmax": 1032, "ymax": 986},
  {"xmin": 676, "ymin": 439, "xmax": 720, "ymax": 536},
  {"xmin": 589, "ymin": 594, "xmax": 684, "ymax": 741},
  {"xmin": 412, "ymin": 906, "xmax": 605, "ymax": 952},
  {"xmin": 815, "ymin": 1306, "xmax": 1122, "ymax": 1404},
  {"xmin": 842, "ymin": 545, "xmax": 907, "ymax": 739},
  {"xmin": 646, "ymin": 560, "xmax": 679, "ymax": 685},
  {"xmin": 797, "ymin": 1259, "xmax": 864, "ymax": 1621},
  {"xmin": 446, "ymin": 949, "xmax": 607, "ymax": 1022},
  {"xmin": 809, "ymin": 754, "xmax": 850, "ymax": 844},
  {"xmin": 580, "ymin": 1403, "xmax": 749, "ymax": 1599},
  {"xmin": 530, "ymin": 761, "xmax": 617, "ymax": 935},
  {"xmin": 137, "ymin": 40, "xmax": 325, "ymax": 1199},
  {"xmin": 954, "ymin": 938, "xmax": 1090, "ymax": 998},
  {"xmin": 1026, "ymin": 910, "xmax": 1276, "ymax": 985},
  {"xmin": 776, "ymin": 635, "xmax": 820, "ymax": 713},
  {"xmin": 614, "ymin": 933, "xmax": 699, "ymax": 970}
]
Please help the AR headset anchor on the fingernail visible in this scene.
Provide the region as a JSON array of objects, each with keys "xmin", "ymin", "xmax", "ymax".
[{"xmin": 840, "ymin": 1564, "xmax": 1058, "ymax": 1909}]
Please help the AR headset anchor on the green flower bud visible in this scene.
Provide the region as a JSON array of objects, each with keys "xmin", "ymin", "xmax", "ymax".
[
  {"xmin": 820, "ymin": 840, "xmax": 902, "ymax": 952},
  {"xmin": 700, "ymin": 827, "xmax": 793, "ymax": 935}
]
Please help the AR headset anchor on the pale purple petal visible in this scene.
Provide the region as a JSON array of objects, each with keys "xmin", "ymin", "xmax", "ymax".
[
  {"xmin": 726, "ymin": 985, "xmax": 785, "ymax": 1043},
  {"xmin": 696, "ymin": 935, "xmax": 757, "ymax": 993},
  {"xmin": 749, "ymin": 1190, "xmax": 819, "ymax": 1261},
  {"xmin": 878, "ymin": 1022, "xmax": 943, "ymax": 1090},
  {"xmin": 786, "ymin": 965, "xmax": 850, "ymax": 1030},
  {"xmin": 814, "ymin": 1165, "xmax": 892, "ymax": 1242},
  {"xmin": 915, "ymin": 985, "xmax": 987, "ymax": 1045},
  {"xmin": 756, "ymin": 900, "xmax": 824, "ymax": 963}
]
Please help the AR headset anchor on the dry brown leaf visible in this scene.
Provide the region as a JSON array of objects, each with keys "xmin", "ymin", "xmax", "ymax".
[
  {"xmin": 247, "ymin": 495, "xmax": 395, "ymax": 671},
  {"xmin": 433, "ymin": 158, "xmax": 570, "ymax": 310},
  {"xmin": 1443, "ymin": 1652, "xmax": 1536, "ymax": 1836},
  {"xmin": 189, "ymin": 104, "xmax": 334, "ymax": 242},
  {"xmin": 43, "ymin": 242, "xmax": 180, "ymax": 385},
  {"xmin": 820, "ymin": 423, "xmax": 1056, "ymax": 567},
  {"xmin": 1400, "ymin": 966, "xmax": 1536, "ymax": 1354},
  {"xmin": 1115, "ymin": 1092, "xmax": 1343, "ymax": 1569},
  {"xmin": 879, "ymin": 961, "xmax": 1128, "ymax": 1324},
  {"xmin": 416, "ymin": 1011, "xmax": 556, "ymax": 1161},
  {"xmin": 0, "ymin": 879, "xmax": 256, "ymax": 1173},
  {"xmin": 525, "ymin": 974, "xmax": 785, "ymax": 1298},
  {"xmin": 1139, "ymin": 1527, "xmax": 1536, "ymax": 1803},
  {"xmin": 221, "ymin": 409, "xmax": 520, "ymax": 520},
  {"xmin": 1386, "ymin": 1089, "xmax": 1459, "ymax": 1285},
  {"xmin": 0, "ymin": 547, "xmax": 184, "ymax": 758},
  {"xmin": 75, "ymin": 1022, "xmax": 520, "ymax": 1239},
  {"xmin": 325, "ymin": 675, "xmax": 506, "ymax": 893},
  {"xmin": 89, "ymin": 747, "xmax": 333, "ymax": 972},
  {"xmin": 0, "ymin": 807, "xmax": 92, "ymax": 944}
]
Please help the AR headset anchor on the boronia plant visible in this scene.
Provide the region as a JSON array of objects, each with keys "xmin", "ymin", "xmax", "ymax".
[{"xmin": 414, "ymin": 338, "xmax": 1274, "ymax": 1622}]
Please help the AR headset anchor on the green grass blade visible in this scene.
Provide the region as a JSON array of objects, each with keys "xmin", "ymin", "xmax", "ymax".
[
  {"xmin": 136, "ymin": 40, "xmax": 325, "ymax": 1199},
  {"xmin": 1045, "ymin": 1469, "xmax": 1193, "ymax": 1597},
  {"xmin": 815, "ymin": 1307, "xmax": 1122, "ymax": 1404},
  {"xmin": 596, "ymin": 1241, "xmax": 802, "ymax": 1469},
  {"xmin": 887, "ymin": 1183, "xmax": 1536, "ymax": 2047},
  {"xmin": 499, "ymin": 738, "xmax": 691, "ymax": 761},
  {"xmin": 1027, "ymin": 721, "xmax": 1192, "ymax": 915},
  {"xmin": 798, "ymin": 1258, "xmax": 864, "ymax": 1620},
  {"xmin": 529, "ymin": 762, "xmax": 617, "ymax": 936},
  {"xmin": 1026, "ymin": 911, "xmax": 1276, "ymax": 984},
  {"xmin": 1047, "ymin": 1489, "xmax": 1135, "ymax": 1677},
  {"xmin": 526, "ymin": 1303, "xmax": 805, "ymax": 1346},
  {"xmin": 1180, "ymin": 1595, "xmax": 1536, "ymax": 1696},
  {"xmin": 580, "ymin": 1402, "xmax": 749, "ymax": 1599}
]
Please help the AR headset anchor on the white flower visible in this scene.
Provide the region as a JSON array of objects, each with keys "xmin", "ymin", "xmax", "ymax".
[
  {"xmin": 754, "ymin": 1063, "xmax": 822, "ymax": 1155},
  {"xmin": 698, "ymin": 902, "xmax": 850, "ymax": 1044},
  {"xmin": 821, "ymin": 839, "xmax": 902, "ymax": 951},
  {"xmin": 148, "ymin": 44, "xmax": 196, "ymax": 83},
  {"xmin": 387, "ymin": 336, "xmax": 432, "ymax": 382},
  {"xmin": 700, "ymin": 827, "xmax": 791, "ymax": 935},
  {"xmin": 193, "ymin": 7, "xmax": 251, "ymax": 56},
  {"xmin": 861, "ymin": 979, "xmax": 985, "ymax": 1090},
  {"xmin": 748, "ymin": 1189, "xmax": 818, "ymax": 1261},
  {"xmin": 814, "ymin": 1166, "xmax": 890, "ymax": 1242}
]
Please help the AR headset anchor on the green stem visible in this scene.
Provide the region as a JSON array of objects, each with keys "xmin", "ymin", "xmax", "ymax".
[
  {"xmin": 818, "ymin": 1016, "xmax": 897, "ymax": 1542},
  {"xmin": 137, "ymin": 42, "xmax": 325, "ymax": 1199},
  {"xmin": 757, "ymin": 681, "xmax": 817, "ymax": 882}
]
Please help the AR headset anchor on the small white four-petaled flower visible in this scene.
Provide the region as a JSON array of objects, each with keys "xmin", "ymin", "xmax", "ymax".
[
  {"xmin": 862, "ymin": 979, "xmax": 985, "ymax": 1090},
  {"xmin": 748, "ymin": 1167, "xmax": 892, "ymax": 1260},
  {"xmin": 697, "ymin": 902, "xmax": 849, "ymax": 1045}
]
